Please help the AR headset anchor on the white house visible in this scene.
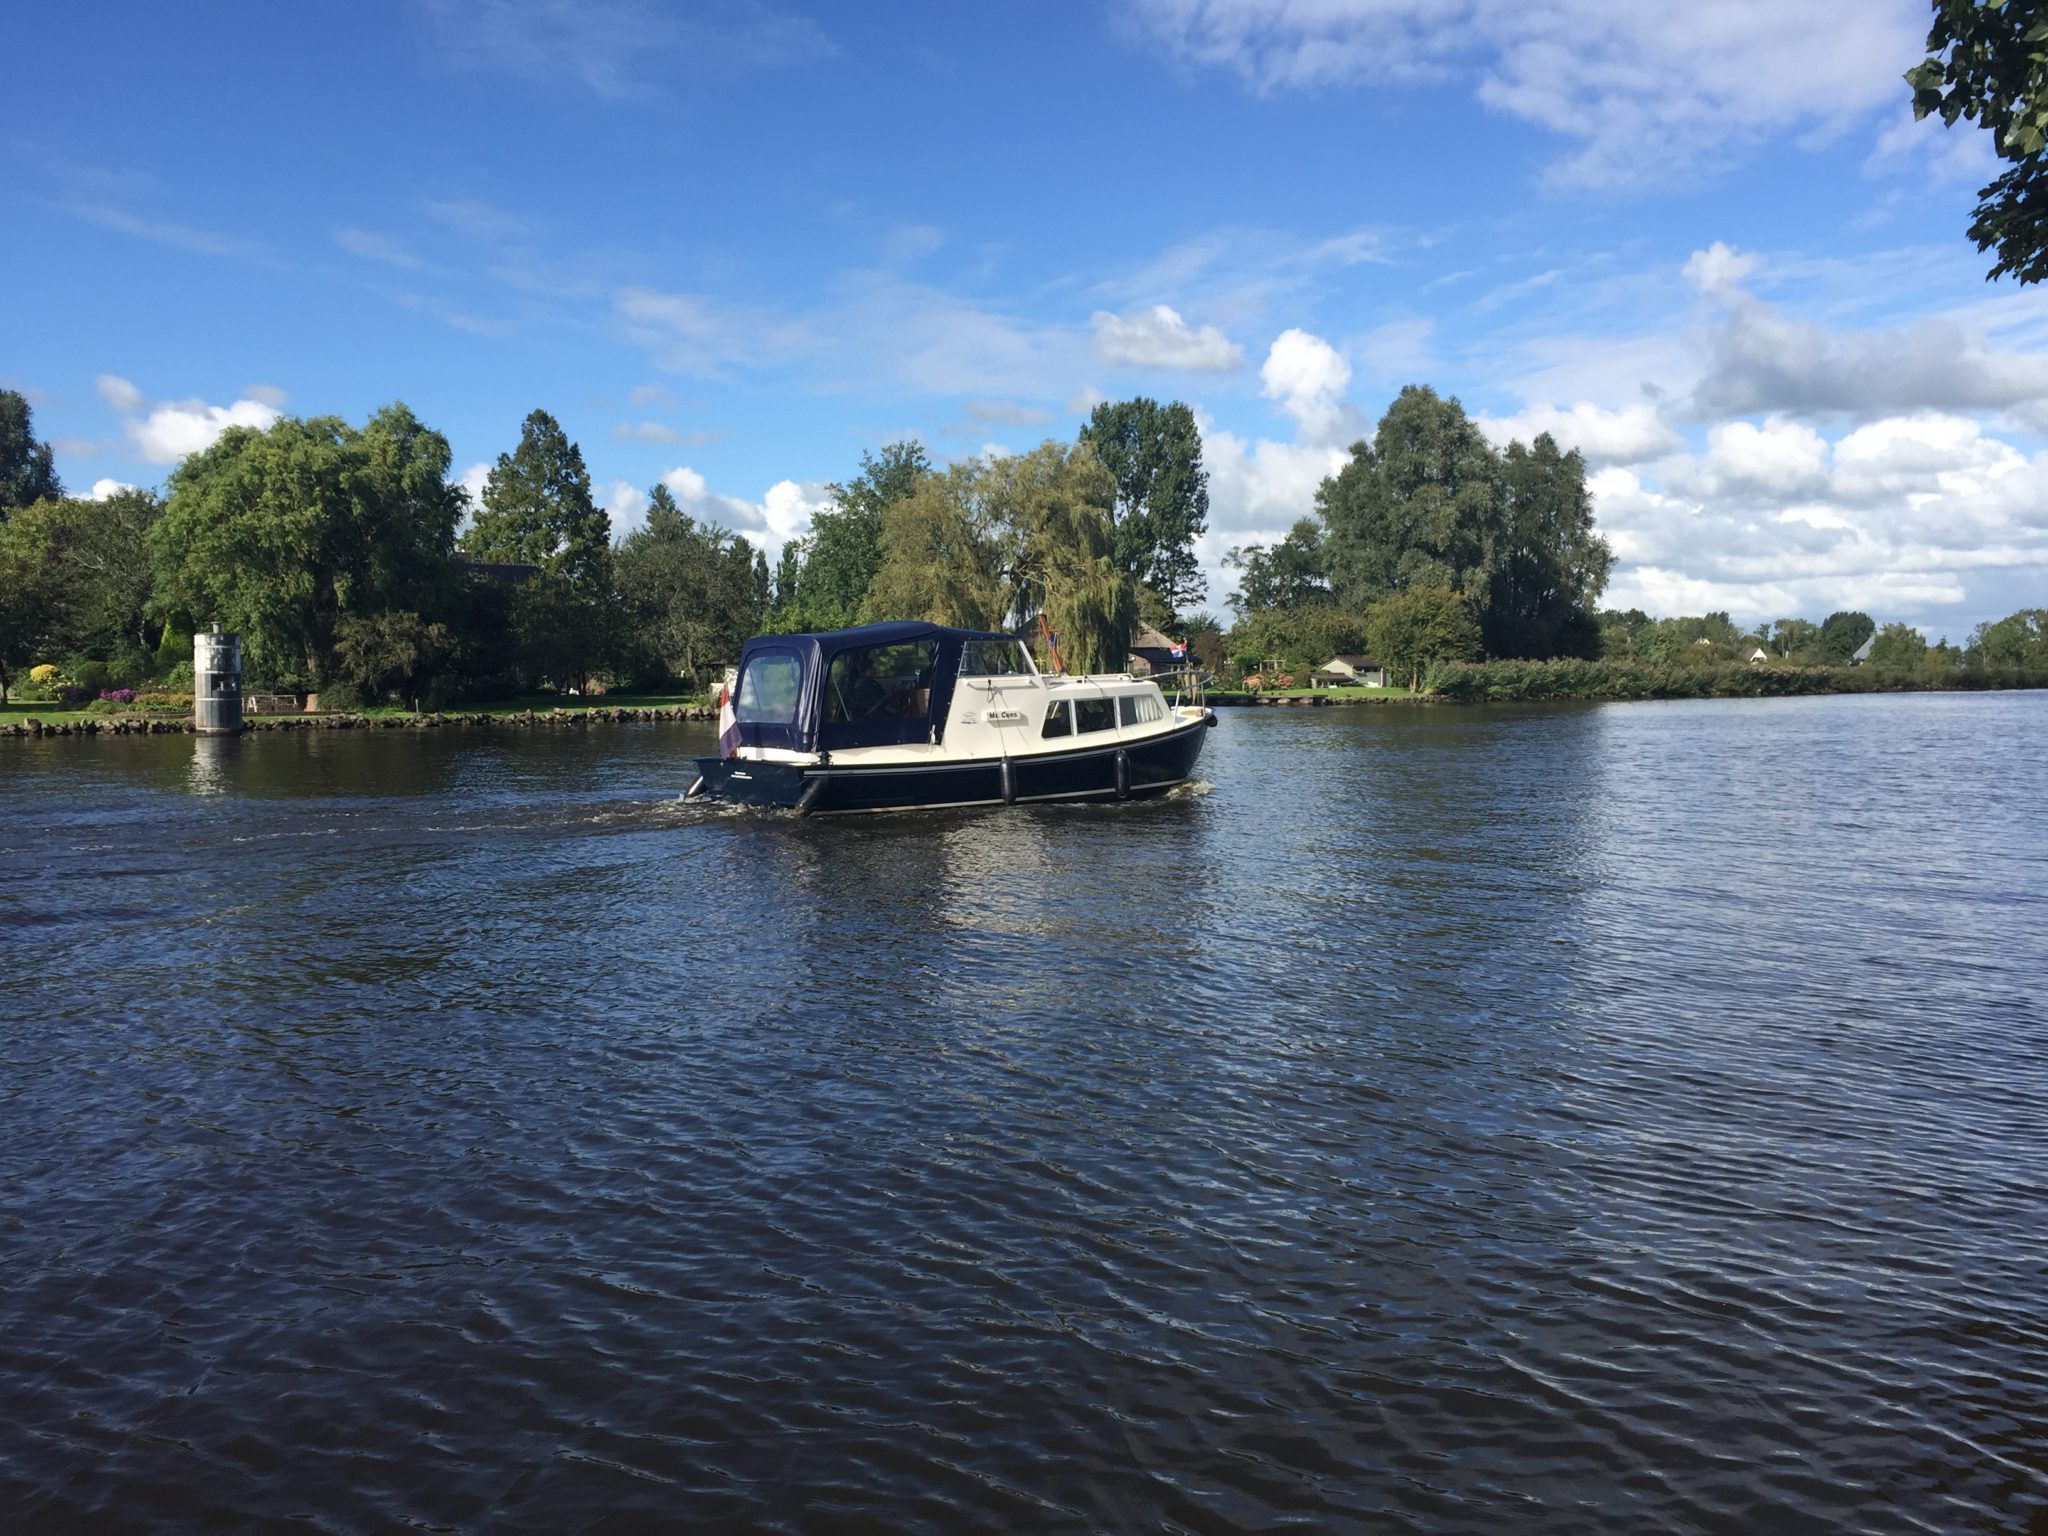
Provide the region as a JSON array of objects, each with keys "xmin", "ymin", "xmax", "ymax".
[{"xmin": 1313, "ymin": 653, "xmax": 1389, "ymax": 688}]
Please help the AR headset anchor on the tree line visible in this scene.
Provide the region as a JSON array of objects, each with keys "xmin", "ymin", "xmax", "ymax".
[
  {"xmin": 0, "ymin": 390, "xmax": 1215, "ymax": 705},
  {"xmin": 7, "ymin": 377, "xmax": 2043, "ymax": 708}
]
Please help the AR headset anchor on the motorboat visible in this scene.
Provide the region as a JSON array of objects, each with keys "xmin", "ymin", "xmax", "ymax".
[{"xmin": 685, "ymin": 621, "xmax": 1215, "ymax": 815}]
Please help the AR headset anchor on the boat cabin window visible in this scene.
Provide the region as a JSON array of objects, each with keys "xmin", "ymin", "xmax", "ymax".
[
  {"xmin": 1041, "ymin": 700, "xmax": 1072, "ymax": 738},
  {"xmin": 734, "ymin": 653, "xmax": 801, "ymax": 724},
  {"xmin": 959, "ymin": 638, "xmax": 1033, "ymax": 677},
  {"xmin": 824, "ymin": 639, "xmax": 936, "ymax": 723},
  {"xmin": 1074, "ymin": 697, "xmax": 1116, "ymax": 734},
  {"xmin": 1119, "ymin": 693, "xmax": 1163, "ymax": 726}
]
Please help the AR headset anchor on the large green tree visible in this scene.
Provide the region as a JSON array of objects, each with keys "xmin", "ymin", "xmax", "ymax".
[
  {"xmin": 1364, "ymin": 584, "xmax": 1482, "ymax": 691},
  {"xmin": 1818, "ymin": 609, "xmax": 1876, "ymax": 663},
  {"xmin": 1077, "ymin": 398, "xmax": 1210, "ymax": 614},
  {"xmin": 331, "ymin": 610, "xmax": 450, "ymax": 705},
  {"xmin": 1909, "ymin": 2, "xmax": 2048, "ymax": 283},
  {"xmin": 1489, "ymin": 434, "xmax": 1611, "ymax": 658},
  {"xmin": 1319, "ymin": 386, "xmax": 1503, "ymax": 613},
  {"xmin": 1226, "ymin": 518, "xmax": 1330, "ymax": 613},
  {"xmin": 462, "ymin": 409, "xmax": 610, "ymax": 586},
  {"xmin": 1968, "ymin": 606, "xmax": 2048, "ymax": 667},
  {"xmin": 0, "ymin": 390, "xmax": 62, "ymax": 518},
  {"xmin": 1598, "ymin": 607, "xmax": 1654, "ymax": 660},
  {"xmin": 461, "ymin": 409, "xmax": 613, "ymax": 690},
  {"xmin": 615, "ymin": 482, "xmax": 767, "ymax": 687},
  {"xmin": 149, "ymin": 405, "xmax": 460, "ymax": 686},
  {"xmin": 1866, "ymin": 621, "xmax": 1929, "ymax": 670},
  {"xmin": 2, "ymin": 489, "xmax": 163, "ymax": 664},
  {"xmin": 0, "ymin": 510, "xmax": 64, "ymax": 700},
  {"xmin": 782, "ymin": 441, "xmax": 932, "ymax": 630},
  {"xmin": 1769, "ymin": 616, "xmax": 1822, "ymax": 659},
  {"xmin": 1315, "ymin": 388, "xmax": 1610, "ymax": 660}
]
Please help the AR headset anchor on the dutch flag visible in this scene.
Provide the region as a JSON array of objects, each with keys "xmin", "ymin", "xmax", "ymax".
[{"xmin": 1169, "ymin": 640, "xmax": 1188, "ymax": 660}]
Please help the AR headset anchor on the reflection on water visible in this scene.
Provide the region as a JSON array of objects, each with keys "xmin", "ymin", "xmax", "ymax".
[
  {"xmin": 184, "ymin": 733, "xmax": 238, "ymax": 796},
  {"xmin": 2, "ymin": 697, "xmax": 2047, "ymax": 1534}
]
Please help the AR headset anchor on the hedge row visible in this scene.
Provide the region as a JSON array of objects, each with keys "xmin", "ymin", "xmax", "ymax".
[{"xmin": 1421, "ymin": 658, "xmax": 2048, "ymax": 703}]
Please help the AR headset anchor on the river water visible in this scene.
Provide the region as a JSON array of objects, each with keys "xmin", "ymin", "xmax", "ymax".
[{"xmin": 2, "ymin": 693, "xmax": 2045, "ymax": 1533}]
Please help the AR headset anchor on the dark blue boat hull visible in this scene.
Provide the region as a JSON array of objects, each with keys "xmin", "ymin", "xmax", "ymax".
[{"xmin": 690, "ymin": 716, "xmax": 1212, "ymax": 814}]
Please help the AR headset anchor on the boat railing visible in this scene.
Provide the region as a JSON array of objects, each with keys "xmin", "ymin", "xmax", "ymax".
[{"xmin": 1150, "ymin": 665, "xmax": 1210, "ymax": 710}]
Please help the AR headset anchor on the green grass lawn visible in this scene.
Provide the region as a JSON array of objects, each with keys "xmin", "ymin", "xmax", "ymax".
[
  {"xmin": 351, "ymin": 691, "xmax": 713, "ymax": 718},
  {"xmin": 1211, "ymin": 684, "xmax": 1415, "ymax": 700},
  {"xmin": 0, "ymin": 700, "xmax": 182, "ymax": 724}
]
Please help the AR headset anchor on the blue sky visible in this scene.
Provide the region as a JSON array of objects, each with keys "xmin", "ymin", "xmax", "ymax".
[{"xmin": 6, "ymin": 0, "xmax": 2043, "ymax": 637}]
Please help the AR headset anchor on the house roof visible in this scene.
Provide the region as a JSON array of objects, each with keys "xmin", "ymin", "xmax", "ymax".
[
  {"xmin": 1851, "ymin": 634, "xmax": 1875, "ymax": 661},
  {"xmin": 454, "ymin": 553, "xmax": 541, "ymax": 586},
  {"xmin": 1326, "ymin": 653, "xmax": 1380, "ymax": 669},
  {"xmin": 1132, "ymin": 622, "xmax": 1176, "ymax": 650}
]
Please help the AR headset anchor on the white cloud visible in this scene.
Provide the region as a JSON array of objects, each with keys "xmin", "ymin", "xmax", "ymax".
[
  {"xmin": 962, "ymin": 399, "xmax": 1053, "ymax": 428},
  {"xmin": 1125, "ymin": 0, "xmax": 1925, "ymax": 189},
  {"xmin": 646, "ymin": 467, "xmax": 831, "ymax": 551},
  {"xmin": 458, "ymin": 461, "xmax": 492, "ymax": 513},
  {"xmin": 1475, "ymin": 401, "xmax": 1680, "ymax": 467},
  {"xmin": 419, "ymin": 0, "xmax": 836, "ymax": 97},
  {"xmin": 604, "ymin": 478, "xmax": 649, "ymax": 533},
  {"xmin": 660, "ymin": 466, "xmax": 768, "ymax": 540},
  {"xmin": 1682, "ymin": 241, "xmax": 1763, "ymax": 301},
  {"xmin": 335, "ymin": 227, "xmax": 430, "ymax": 270},
  {"xmin": 1590, "ymin": 415, "xmax": 2048, "ymax": 630},
  {"xmin": 94, "ymin": 374, "xmax": 286, "ymax": 464},
  {"xmin": 244, "ymin": 383, "xmax": 289, "ymax": 408},
  {"xmin": 628, "ymin": 381, "xmax": 678, "ymax": 409},
  {"xmin": 1355, "ymin": 316, "xmax": 1435, "ymax": 382},
  {"xmin": 421, "ymin": 195, "xmax": 529, "ymax": 239},
  {"xmin": 1865, "ymin": 106, "xmax": 1998, "ymax": 185},
  {"xmin": 760, "ymin": 479, "xmax": 833, "ymax": 547},
  {"xmin": 88, "ymin": 478, "xmax": 139, "ymax": 500},
  {"xmin": 615, "ymin": 286, "xmax": 807, "ymax": 376},
  {"xmin": 1260, "ymin": 328, "xmax": 1354, "ymax": 442},
  {"xmin": 1195, "ymin": 418, "xmax": 1352, "ymax": 612},
  {"xmin": 68, "ymin": 201, "xmax": 262, "ymax": 259},
  {"xmin": 96, "ymin": 374, "xmax": 145, "ymax": 412},
  {"xmin": 1684, "ymin": 244, "xmax": 2048, "ymax": 422},
  {"xmin": 110, "ymin": 389, "xmax": 284, "ymax": 465},
  {"xmin": 1091, "ymin": 304, "xmax": 1244, "ymax": 371},
  {"xmin": 612, "ymin": 420, "xmax": 721, "ymax": 445}
]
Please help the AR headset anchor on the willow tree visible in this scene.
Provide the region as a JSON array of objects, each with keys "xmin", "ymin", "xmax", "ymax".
[
  {"xmin": 861, "ymin": 463, "xmax": 1008, "ymax": 630},
  {"xmin": 994, "ymin": 442, "xmax": 1136, "ymax": 675}
]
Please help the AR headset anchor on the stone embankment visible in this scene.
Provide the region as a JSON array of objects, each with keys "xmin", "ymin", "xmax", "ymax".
[
  {"xmin": 1, "ymin": 705, "xmax": 718, "ymax": 739},
  {"xmin": 1206, "ymin": 692, "xmax": 1407, "ymax": 707}
]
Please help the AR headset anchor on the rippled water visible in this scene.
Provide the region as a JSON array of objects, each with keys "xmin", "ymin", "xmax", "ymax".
[{"xmin": 3, "ymin": 694, "xmax": 2046, "ymax": 1533}]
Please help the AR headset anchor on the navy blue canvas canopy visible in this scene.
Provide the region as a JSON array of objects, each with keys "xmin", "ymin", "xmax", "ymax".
[{"xmin": 727, "ymin": 621, "xmax": 1018, "ymax": 755}]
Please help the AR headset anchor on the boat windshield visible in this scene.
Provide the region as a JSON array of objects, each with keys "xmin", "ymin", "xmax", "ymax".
[
  {"xmin": 824, "ymin": 639, "xmax": 936, "ymax": 723},
  {"xmin": 959, "ymin": 638, "xmax": 1033, "ymax": 677},
  {"xmin": 735, "ymin": 652, "xmax": 801, "ymax": 724}
]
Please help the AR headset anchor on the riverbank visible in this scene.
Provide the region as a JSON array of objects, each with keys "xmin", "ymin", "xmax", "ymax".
[
  {"xmin": 0, "ymin": 698, "xmax": 716, "ymax": 738},
  {"xmin": 1207, "ymin": 687, "xmax": 1419, "ymax": 707},
  {"xmin": 1422, "ymin": 657, "xmax": 2048, "ymax": 702}
]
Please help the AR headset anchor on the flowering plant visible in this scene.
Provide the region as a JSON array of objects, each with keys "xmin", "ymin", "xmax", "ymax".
[{"xmin": 100, "ymin": 689, "xmax": 139, "ymax": 704}]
